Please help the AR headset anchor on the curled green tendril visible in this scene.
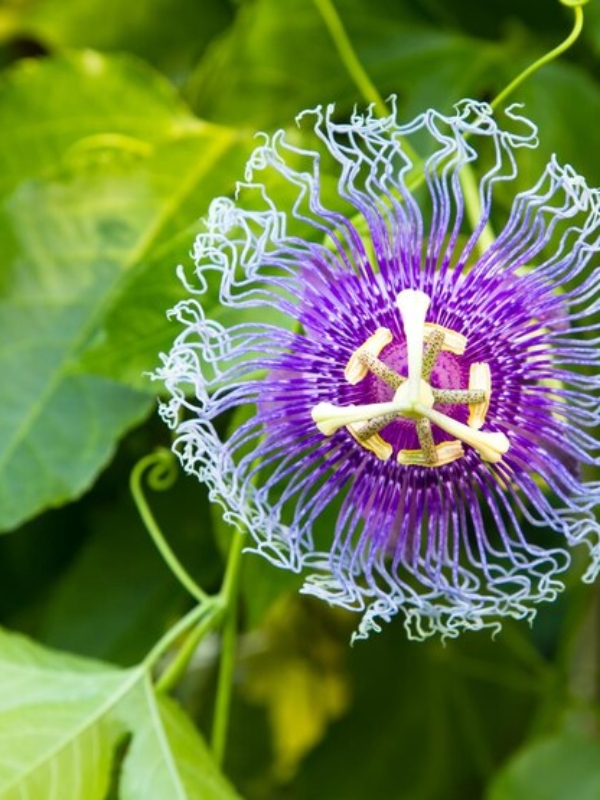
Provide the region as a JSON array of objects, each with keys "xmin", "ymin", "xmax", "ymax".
[
  {"xmin": 130, "ymin": 448, "xmax": 209, "ymax": 604},
  {"xmin": 491, "ymin": 2, "xmax": 586, "ymax": 110}
]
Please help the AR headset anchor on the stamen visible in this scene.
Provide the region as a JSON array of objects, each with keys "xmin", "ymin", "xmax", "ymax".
[
  {"xmin": 311, "ymin": 400, "xmax": 402, "ymax": 436},
  {"xmin": 396, "ymin": 289, "xmax": 430, "ymax": 404},
  {"xmin": 347, "ymin": 425, "xmax": 393, "ymax": 461},
  {"xmin": 356, "ymin": 352, "xmax": 404, "ymax": 390},
  {"xmin": 415, "ymin": 418, "xmax": 437, "ymax": 464},
  {"xmin": 421, "ymin": 328, "xmax": 445, "ymax": 381},
  {"xmin": 467, "ymin": 363, "xmax": 492, "ymax": 430},
  {"xmin": 397, "ymin": 440, "xmax": 465, "ymax": 467},
  {"xmin": 424, "ymin": 323, "xmax": 467, "ymax": 355},
  {"xmin": 416, "ymin": 403, "xmax": 509, "ymax": 463},
  {"xmin": 345, "ymin": 328, "xmax": 393, "ymax": 384}
]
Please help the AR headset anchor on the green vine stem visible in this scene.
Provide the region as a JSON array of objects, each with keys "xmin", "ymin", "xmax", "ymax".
[
  {"xmin": 211, "ymin": 528, "xmax": 246, "ymax": 766},
  {"xmin": 312, "ymin": 0, "xmax": 388, "ymax": 118},
  {"xmin": 130, "ymin": 448, "xmax": 209, "ymax": 604},
  {"xmin": 312, "ymin": 0, "xmax": 422, "ymax": 167},
  {"xmin": 155, "ymin": 599, "xmax": 225, "ymax": 692},
  {"xmin": 143, "ymin": 601, "xmax": 211, "ymax": 673},
  {"xmin": 132, "ymin": 445, "xmax": 248, "ymax": 763}
]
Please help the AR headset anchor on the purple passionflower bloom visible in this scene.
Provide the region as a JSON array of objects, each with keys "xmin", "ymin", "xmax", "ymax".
[{"xmin": 156, "ymin": 100, "xmax": 600, "ymax": 640}]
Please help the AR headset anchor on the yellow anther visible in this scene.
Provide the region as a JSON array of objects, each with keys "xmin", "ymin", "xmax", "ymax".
[
  {"xmin": 397, "ymin": 440, "xmax": 465, "ymax": 467},
  {"xmin": 424, "ymin": 323, "xmax": 467, "ymax": 355},
  {"xmin": 467, "ymin": 362, "xmax": 492, "ymax": 430},
  {"xmin": 347, "ymin": 425, "xmax": 393, "ymax": 461},
  {"xmin": 344, "ymin": 327, "xmax": 393, "ymax": 384}
]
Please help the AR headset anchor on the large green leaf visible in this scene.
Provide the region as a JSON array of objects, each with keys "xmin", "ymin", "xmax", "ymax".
[
  {"xmin": 0, "ymin": 626, "xmax": 240, "ymax": 799},
  {"xmin": 0, "ymin": 52, "xmax": 251, "ymax": 531},
  {"xmin": 75, "ymin": 133, "xmax": 251, "ymax": 390}
]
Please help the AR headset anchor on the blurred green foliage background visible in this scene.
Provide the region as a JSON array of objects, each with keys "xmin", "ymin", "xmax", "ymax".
[{"xmin": 0, "ymin": 0, "xmax": 599, "ymax": 798}]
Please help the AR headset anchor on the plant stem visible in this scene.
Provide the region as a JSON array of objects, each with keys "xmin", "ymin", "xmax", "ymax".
[
  {"xmin": 155, "ymin": 600, "xmax": 225, "ymax": 693},
  {"xmin": 312, "ymin": 0, "xmax": 388, "ymax": 118},
  {"xmin": 130, "ymin": 449, "xmax": 209, "ymax": 604},
  {"xmin": 143, "ymin": 602, "xmax": 209, "ymax": 672},
  {"xmin": 211, "ymin": 529, "xmax": 246, "ymax": 766}
]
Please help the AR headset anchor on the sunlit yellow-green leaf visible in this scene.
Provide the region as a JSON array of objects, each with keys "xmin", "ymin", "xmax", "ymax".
[{"xmin": 0, "ymin": 627, "xmax": 240, "ymax": 800}]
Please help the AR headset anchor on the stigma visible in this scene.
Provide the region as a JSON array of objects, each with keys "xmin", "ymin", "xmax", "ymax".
[{"xmin": 310, "ymin": 289, "xmax": 509, "ymax": 467}]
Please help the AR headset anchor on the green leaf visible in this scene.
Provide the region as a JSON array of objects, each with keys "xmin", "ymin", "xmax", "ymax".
[
  {"xmin": 120, "ymin": 683, "xmax": 240, "ymax": 800},
  {"xmin": 0, "ymin": 627, "xmax": 129, "ymax": 799},
  {"xmin": 77, "ymin": 132, "xmax": 253, "ymax": 391},
  {"xmin": 0, "ymin": 626, "xmax": 241, "ymax": 799},
  {"xmin": 486, "ymin": 733, "xmax": 600, "ymax": 800},
  {"xmin": 0, "ymin": 51, "xmax": 194, "ymax": 193},
  {"xmin": 0, "ymin": 51, "xmax": 251, "ymax": 531}
]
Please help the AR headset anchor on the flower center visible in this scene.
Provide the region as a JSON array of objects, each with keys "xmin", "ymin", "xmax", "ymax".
[{"xmin": 311, "ymin": 289, "xmax": 509, "ymax": 467}]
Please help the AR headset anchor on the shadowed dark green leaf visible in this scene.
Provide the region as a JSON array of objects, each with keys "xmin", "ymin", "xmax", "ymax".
[
  {"xmin": 37, "ymin": 473, "xmax": 221, "ymax": 666},
  {"xmin": 187, "ymin": 0, "xmax": 507, "ymax": 128}
]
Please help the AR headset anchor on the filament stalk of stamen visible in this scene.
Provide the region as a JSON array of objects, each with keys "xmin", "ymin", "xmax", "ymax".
[
  {"xmin": 433, "ymin": 388, "xmax": 487, "ymax": 405},
  {"xmin": 421, "ymin": 328, "xmax": 444, "ymax": 381},
  {"xmin": 396, "ymin": 289, "xmax": 430, "ymax": 404},
  {"xmin": 357, "ymin": 351, "xmax": 404, "ymax": 389},
  {"xmin": 352, "ymin": 412, "xmax": 400, "ymax": 440},
  {"xmin": 415, "ymin": 403, "xmax": 509, "ymax": 463},
  {"xmin": 415, "ymin": 418, "xmax": 437, "ymax": 464}
]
